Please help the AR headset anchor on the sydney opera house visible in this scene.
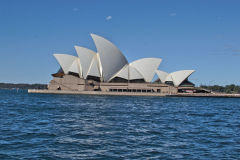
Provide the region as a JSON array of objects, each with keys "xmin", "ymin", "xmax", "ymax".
[{"xmin": 48, "ymin": 34, "xmax": 197, "ymax": 94}]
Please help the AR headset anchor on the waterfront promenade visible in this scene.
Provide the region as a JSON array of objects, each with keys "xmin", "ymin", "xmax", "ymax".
[{"xmin": 28, "ymin": 89, "xmax": 240, "ymax": 98}]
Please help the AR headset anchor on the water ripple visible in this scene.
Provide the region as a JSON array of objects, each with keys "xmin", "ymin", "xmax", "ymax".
[{"xmin": 0, "ymin": 89, "xmax": 240, "ymax": 159}]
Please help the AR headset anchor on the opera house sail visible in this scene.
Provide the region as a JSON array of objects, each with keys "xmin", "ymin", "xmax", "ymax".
[{"xmin": 47, "ymin": 33, "xmax": 198, "ymax": 94}]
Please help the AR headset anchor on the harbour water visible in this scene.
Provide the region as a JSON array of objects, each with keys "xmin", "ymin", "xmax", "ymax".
[{"xmin": 0, "ymin": 89, "xmax": 240, "ymax": 159}]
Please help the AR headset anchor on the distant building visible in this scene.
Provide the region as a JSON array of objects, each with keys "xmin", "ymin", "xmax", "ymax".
[{"xmin": 48, "ymin": 34, "xmax": 196, "ymax": 94}]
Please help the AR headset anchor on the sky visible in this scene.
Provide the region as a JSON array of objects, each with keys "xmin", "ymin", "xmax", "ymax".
[{"xmin": 0, "ymin": 0, "xmax": 240, "ymax": 86}]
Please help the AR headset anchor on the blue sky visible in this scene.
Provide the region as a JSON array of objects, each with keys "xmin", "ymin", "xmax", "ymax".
[{"xmin": 0, "ymin": 0, "xmax": 240, "ymax": 85}]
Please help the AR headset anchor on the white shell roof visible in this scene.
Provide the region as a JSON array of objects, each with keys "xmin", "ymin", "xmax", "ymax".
[
  {"xmin": 87, "ymin": 55, "xmax": 101, "ymax": 77},
  {"xmin": 54, "ymin": 54, "xmax": 78, "ymax": 74},
  {"xmin": 96, "ymin": 53, "xmax": 103, "ymax": 77},
  {"xmin": 129, "ymin": 65, "xmax": 144, "ymax": 80},
  {"xmin": 165, "ymin": 74, "xmax": 173, "ymax": 82},
  {"xmin": 53, "ymin": 34, "xmax": 195, "ymax": 86},
  {"xmin": 110, "ymin": 64, "xmax": 144, "ymax": 81},
  {"xmin": 170, "ymin": 70, "xmax": 195, "ymax": 87},
  {"xmin": 110, "ymin": 64, "xmax": 129, "ymax": 80},
  {"xmin": 68, "ymin": 58, "xmax": 82, "ymax": 77},
  {"xmin": 74, "ymin": 46, "xmax": 96, "ymax": 79},
  {"xmin": 130, "ymin": 58, "xmax": 162, "ymax": 82},
  {"xmin": 156, "ymin": 69, "xmax": 195, "ymax": 87},
  {"xmin": 155, "ymin": 70, "xmax": 169, "ymax": 83},
  {"xmin": 91, "ymin": 33, "xmax": 128, "ymax": 82}
]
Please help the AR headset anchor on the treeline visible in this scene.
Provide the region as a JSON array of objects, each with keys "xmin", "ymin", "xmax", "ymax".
[
  {"xmin": 0, "ymin": 83, "xmax": 47, "ymax": 89},
  {"xmin": 200, "ymin": 84, "xmax": 240, "ymax": 94}
]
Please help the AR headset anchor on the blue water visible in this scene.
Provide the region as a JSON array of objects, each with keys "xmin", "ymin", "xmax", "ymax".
[{"xmin": 0, "ymin": 89, "xmax": 240, "ymax": 159}]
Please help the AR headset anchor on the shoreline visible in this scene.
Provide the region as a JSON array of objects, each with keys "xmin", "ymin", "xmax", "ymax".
[{"xmin": 28, "ymin": 89, "xmax": 240, "ymax": 98}]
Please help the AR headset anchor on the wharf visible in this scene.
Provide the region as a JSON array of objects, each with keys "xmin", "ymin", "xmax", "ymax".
[
  {"xmin": 28, "ymin": 89, "xmax": 240, "ymax": 98},
  {"xmin": 172, "ymin": 93, "xmax": 240, "ymax": 98},
  {"xmin": 28, "ymin": 89, "xmax": 168, "ymax": 96}
]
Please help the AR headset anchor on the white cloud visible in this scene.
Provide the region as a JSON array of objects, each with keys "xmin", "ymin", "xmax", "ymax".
[
  {"xmin": 169, "ymin": 13, "xmax": 177, "ymax": 17},
  {"xmin": 210, "ymin": 44, "xmax": 240, "ymax": 57},
  {"xmin": 232, "ymin": 53, "xmax": 240, "ymax": 56},
  {"xmin": 73, "ymin": 8, "xmax": 79, "ymax": 12},
  {"xmin": 106, "ymin": 16, "xmax": 112, "ymax": 21}
]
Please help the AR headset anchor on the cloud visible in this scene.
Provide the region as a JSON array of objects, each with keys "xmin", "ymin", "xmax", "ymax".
[
  {"xmin": 210, "ymin": 44, "xmax": 240, "ymax": 57},
  {"xmin": 232, "ymin": 49, "xmax": 240, "ymax": 53},
  {"xmin": 106, "ymin": 16, "xmax": 112, "ymax": 21},
  {"xmin": 73, "ymin": 8, "xmax": 79, "ymax": 12},
  {"xmin": 209, "ymin": 52, "xmax": 228, "ymax": 56},
  {"xmin": 232, "ymin": 53, "xmax": 240, "ymax": 56},
  {"xmin": 169, "ymin": 13, "xmax": 177, "ymax": 17}
]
